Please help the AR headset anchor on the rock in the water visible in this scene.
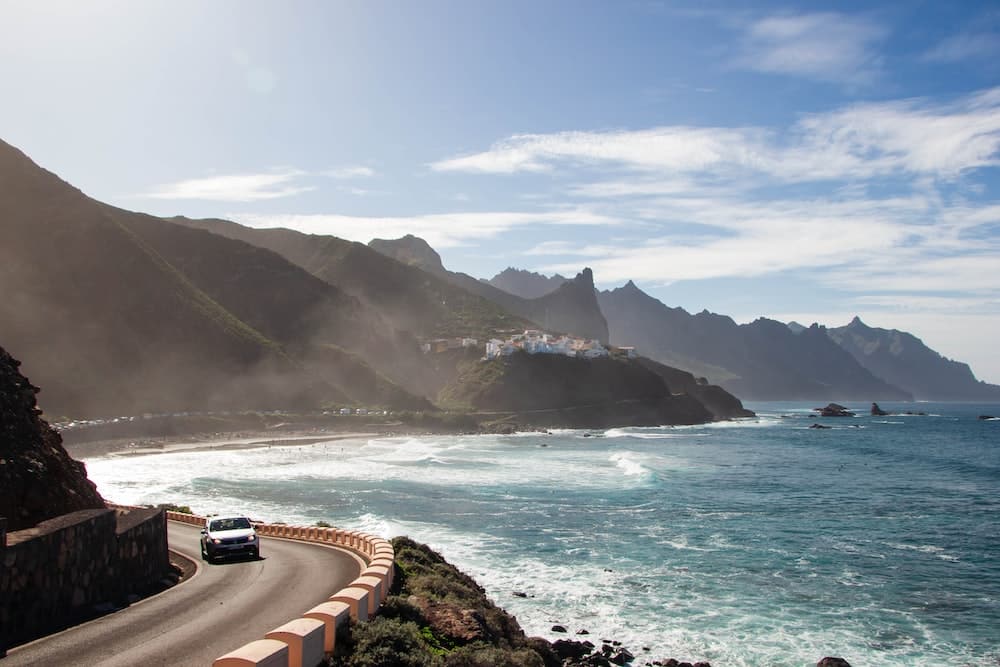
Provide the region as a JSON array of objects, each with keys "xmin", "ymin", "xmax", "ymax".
[
  {"xmin": 815, "ymin": 403, "xmax": 856, "ymax": 417},
  {"xmin": 551, "ymin": 625, "xmax": 568, "ymax": 633},
  {"xmin": 609, "ymin": 647, "xmax": 634, "ymax": 664},
  {"xmin": 552, "ymin": 639, "xmax": 593, "ymax": 660},
  {"xmin": 817, "ymin": 658, "xmax": 852, "ymax": 667},
  {"xmin": 979, "ymin": 415, "xmax": 996, "ymax": 420},
  {"xmin": 810, "ymin": 423, "xmax": 831, "ymax": 429},
  {"xmin": 870, "ymin": 402, "xmax": 888, "ymax": 416}
]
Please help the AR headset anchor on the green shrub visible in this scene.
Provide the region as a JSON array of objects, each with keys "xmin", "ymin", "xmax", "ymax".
[
  {"xmin": 443, "ymin": 644, "xmax": 544, "ymax": 667},
  {"xmin": 157, "ymin": 503, "xmax": 194, "ymax": 514},
  {"xmin": 341, "ymin": 617, "xmax": 440, "ymax": 667}
]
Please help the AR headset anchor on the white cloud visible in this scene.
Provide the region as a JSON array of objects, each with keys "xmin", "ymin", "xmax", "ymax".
[
  {"xmin": 145, "ymin": 170, "xmax": 313, "ymax": 202},
  {"xmin": 429, "ymin": 88, "xmax": 1000, "ymax": 182},
  {"xmin": 732, "ymin": 12, "xmax": 886, "ymax": 85},
  {"xmin": 325, "ymin": 166, "xmax": 376, "ymax": 179},
  {"xmin": 229, "ymin": 207, "xmax": 614, "ymax": 249}
]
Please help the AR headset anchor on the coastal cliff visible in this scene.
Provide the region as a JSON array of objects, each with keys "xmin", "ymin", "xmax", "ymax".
[
  {"xmin": 439, "ymin": 352, "xmax": 752, "ymax": 428},
  {"xmin": 0, "ymin": 345, "xmax": 105, "ymax": 531}
]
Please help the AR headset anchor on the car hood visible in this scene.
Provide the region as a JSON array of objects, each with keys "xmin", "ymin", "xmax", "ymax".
[{"xmin": 207, "ymin": 528, "xmax": 256, "ymax": 539}]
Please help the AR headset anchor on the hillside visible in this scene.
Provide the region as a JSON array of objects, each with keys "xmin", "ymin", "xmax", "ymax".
[
  {"xmin": 370, "ymin": 236, "xmax": 609, "ymax": 343},
  {"xmin": 170, "ymin": 218, "xmax": 531, "ymax": 341},
  {"xmin": 827, "ymin": 317, "xmax": 1000, "ymax": 401},
  {"xmin": 598, "ymin": 281, "xmax": 912, "ymax": 401},
  {"xmin": 0, "ymin": 139, "xmax": 426, "ymax": 418},
  {"xmin": 439, "ymin": 352, "xmax": 752, "ymax": 428},
  {"xmin": 0, "ymin": 345, "xmax": 105, "ymax": 531}
]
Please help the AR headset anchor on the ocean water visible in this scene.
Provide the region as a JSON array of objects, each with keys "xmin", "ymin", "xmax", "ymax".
[{"xmin": 83, "ymin": 402, "xmax": 1000, "ymax": 666}]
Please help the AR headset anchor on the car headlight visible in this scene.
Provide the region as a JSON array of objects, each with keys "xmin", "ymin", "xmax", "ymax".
[
  {"xmin": 249, "ymin": 535, "xmax": 257, "ymax": 542},
  {"xmin": 211, "ymin": 538, "xmax": 222, "ymax": 544}
]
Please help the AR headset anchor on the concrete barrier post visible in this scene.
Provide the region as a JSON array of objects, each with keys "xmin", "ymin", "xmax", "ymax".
[
  {"xmin": 213, "ymin": 638, "xmax": 289, "ymax": 667},
  {"xmin": 362, "ymin": 565, "xmax": 392, "ymax": 601},
  {"xmin": 350, "ymin": 576, "xmax": 383, "ymax": 615},
  {"xmin": 329, "ymin": 587, "xmax": 370, "ymax": 622},
  {"xmin": 265, "ymin": 618, "xmax": 325, "ymax": 667},
  {"xmin": 302, "ymin": 601, "xmax": 351, "ymax": 654}
]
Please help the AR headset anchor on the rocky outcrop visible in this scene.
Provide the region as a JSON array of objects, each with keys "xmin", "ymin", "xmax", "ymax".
[
  {"xmin": 870, "ymin": 402, "xmax": 889, "ymax": 416},
  {"xmin": 0, "ymin": 345, "xmax": 104, "ymax": 531},
  {"xmin": 815, "ymin": 403, "xmax": 855, "ymax": 417},
  {"xmin": 439, "ymin": 353, "xmax": 744, "ymax": 428},
  {"xmin": 817, "ymin": 658, "xmax": 852, "ymax": 667}
]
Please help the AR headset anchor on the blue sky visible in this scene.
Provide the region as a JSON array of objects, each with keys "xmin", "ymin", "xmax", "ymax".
[{"xmin": 3, "ymin": 0, "xmax": 999, "ymax": 383}]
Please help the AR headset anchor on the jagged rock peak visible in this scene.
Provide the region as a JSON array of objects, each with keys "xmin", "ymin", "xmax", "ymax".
[
  {"xmin": 368, "ymin": 234, "xmax": 444, "ymax": 273},
  {"xmin": 574, "ymin": 267, "xmax": 594, "ymax": 287},
  {"xmin": 848, "ymin": 315, "xmax": 866, "ymax": 327}
]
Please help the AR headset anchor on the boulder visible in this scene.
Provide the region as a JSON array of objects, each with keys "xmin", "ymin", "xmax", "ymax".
[
  {"xmin": 815, "ymin": 403, "xmax": 855, "ymax": 417},
  {"xmin": 817, "ymin": 658, "xmax": 852, "ymax": 667},
  {"xmin": 552, "ymin": 639, "xmax": 594, "ymax": 661},
  {"xmin": 870, "ymin": 402, "xmax": 888, "ymax": 416}
]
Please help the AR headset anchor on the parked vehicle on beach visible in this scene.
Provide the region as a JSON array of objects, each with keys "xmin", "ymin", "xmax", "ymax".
[{"xmin": 200, "ymin": 516, "xmax": 259, "ymax": 562}]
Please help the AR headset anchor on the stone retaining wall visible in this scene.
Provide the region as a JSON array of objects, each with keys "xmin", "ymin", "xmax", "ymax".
[{"xmin": 0, "ymin": 506, "xmax": 172, "ymax": 654}]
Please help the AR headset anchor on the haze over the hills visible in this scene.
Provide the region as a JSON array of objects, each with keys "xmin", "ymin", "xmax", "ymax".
[{"xmin": 1, "ymin": 2, "xmax": 997, "ymax": 383}]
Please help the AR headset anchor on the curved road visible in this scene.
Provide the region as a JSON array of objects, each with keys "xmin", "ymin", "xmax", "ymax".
[{"xmin": 5, "ymin": 521, "xmax": 363, "ymax": 666}]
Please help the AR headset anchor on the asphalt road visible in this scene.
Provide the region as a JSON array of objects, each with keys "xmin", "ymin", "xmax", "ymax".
[{"xmin": 5, "ymin": 521, "xmax": 364, "ymax": 666}]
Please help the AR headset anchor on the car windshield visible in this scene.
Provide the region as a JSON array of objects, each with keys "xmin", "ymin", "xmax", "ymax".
[{"xmin": 210, "ymin": 517, "xmax": 251, "ymax": 531}]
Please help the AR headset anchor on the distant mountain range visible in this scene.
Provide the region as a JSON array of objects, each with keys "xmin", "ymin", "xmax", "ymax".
[
  {"xmin": 0, "ymin": 139, "xmax": 747, "ymax": 424},
  {"xmin": 486, "ymin": 267, "xmax": 1000, "ymax": 402}
]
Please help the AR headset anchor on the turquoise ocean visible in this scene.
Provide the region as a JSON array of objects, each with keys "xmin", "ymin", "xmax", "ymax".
[{"xmin": 84, "ymin": 402, "xmax": 1000, "ymax": 666}]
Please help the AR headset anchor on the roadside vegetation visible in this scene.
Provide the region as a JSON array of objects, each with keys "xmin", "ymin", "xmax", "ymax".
[{"xmin": 332, "ymin": 537, "xmax": 552, "ymax": 667}]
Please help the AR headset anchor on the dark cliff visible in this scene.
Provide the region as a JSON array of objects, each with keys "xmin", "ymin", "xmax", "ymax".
[
  {"xmin": 439, "ymin": 352, "xmax": 750, "ymax": 428},
  {"xmin": 0, "ymin": 345, "xmax": 105, "ymax": 531}
]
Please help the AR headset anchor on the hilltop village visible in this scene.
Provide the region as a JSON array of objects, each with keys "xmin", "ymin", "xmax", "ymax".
[{"xmin": 420, "ymin": 329, "xmax": 637, "ymax": 360}]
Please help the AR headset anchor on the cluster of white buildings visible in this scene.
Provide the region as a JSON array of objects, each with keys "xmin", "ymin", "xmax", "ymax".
[{"xmin": 485, "ymin": 329, "xmax": 636, "ymax": 360}]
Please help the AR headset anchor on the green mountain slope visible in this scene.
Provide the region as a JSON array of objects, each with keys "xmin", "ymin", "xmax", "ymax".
[
  {"xmin": 369, "ymin": 235, "xmax": 610, "ymax": 343},
  {"xmin": 169, "ymin": 218, "xmax": 531, "ymax": 341},
  {"xmin": 0, "ymin": 139, "xmax": 424, "ymax": 417}
]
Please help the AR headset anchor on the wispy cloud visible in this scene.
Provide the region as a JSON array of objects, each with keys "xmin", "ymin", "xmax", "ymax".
[
  {"xmin": 430, "ymin": 88, "xmax": 1000, "ymax": 180},
  {"xmin": 229, "ymin": 207, "xmax": 614, "ymax": 249},
  {"xmin": 145, "ymin": 170, "xmax": 313, "ymax": 202},
  {"xmin": 922, "ymin": 11, "xmax": 1000, "ymax": 64},
  {"xmin": 325, "ymin": 166, "xmax": 376, "ymax": 179},
  {"xmin": 731, "ymin": 11, "xmax": 886, "ymax": 85}
]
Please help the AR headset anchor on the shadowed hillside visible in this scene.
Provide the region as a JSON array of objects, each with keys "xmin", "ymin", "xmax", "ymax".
[
  {"xmin": 438, "ymin": 352, "xmax": 751, "ymax": 428},
  {"xmin": 598, "ymin": 281, "xmax": 912, "ymax": 401},
  {"xmin": 370, "ymin": 235, "xmax": 609, "ymax": 343},
  {"xmin": 828, "ymin": 317, "xmax": 1000, "ymax": 401},
  {"xmin": 169, "ymin": 218, "xmax": 532, "ymax": 340},
  {"xmin": 0, "ymin": 139, "xmax": 427, "ymax": 418}
]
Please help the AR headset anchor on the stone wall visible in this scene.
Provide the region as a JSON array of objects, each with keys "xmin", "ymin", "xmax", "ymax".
[{"xmin": 0, "ymin": 506, "xmax": 171, "ymax": 653}]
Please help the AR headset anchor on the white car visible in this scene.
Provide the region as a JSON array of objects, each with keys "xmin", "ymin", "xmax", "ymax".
[{"xmin": 200, "ymin": 516, "xmax": 260, "ymax": 562}]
